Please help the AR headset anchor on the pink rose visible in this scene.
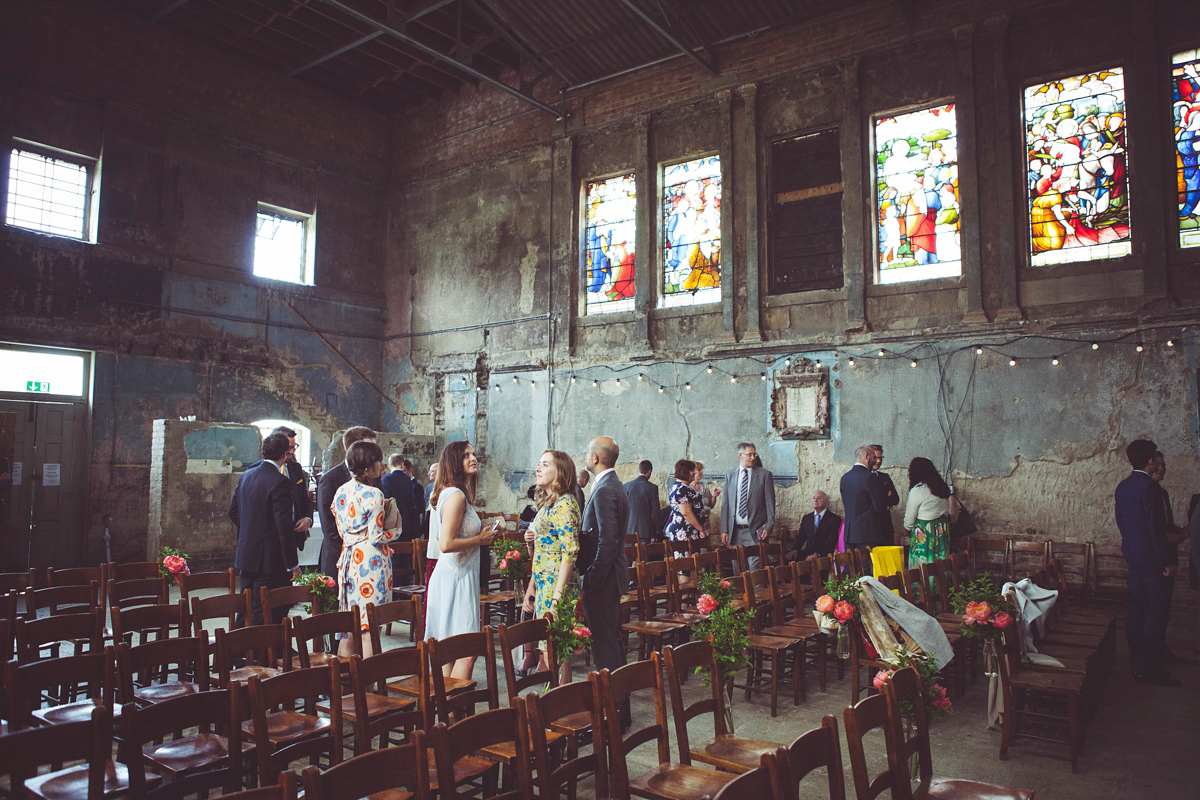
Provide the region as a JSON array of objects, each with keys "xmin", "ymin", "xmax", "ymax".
[
  {"xmin": 965, "ymin": 601, "xmax": 991, "ymax": 622},
  {"xmin": 498, "ymin": 559, "xmax": 509, "ymax": 570},
  {"xmin": 815, "ymin": 595, "xmax": 835, "ymax": 613},
  {"xmin": 961, "ymin": 615, "xmax": 977, "ymax": 626},
  {"xmin": 720, "ymin": 580, "xmax": 731, "ymax": 589},
  {"xmin": 833, "ymin": 600, "xmax": 856, "ymax": 622},
  {"xmin": 507, "ymin": 550, "xmax": 521, "ymax": 561},
  {"xmin": 572, "ymin": 625, "xmax": 591, "ymax": 638},
  {"xmin": 873, "ymin": 670, "xmax": 893, "ymax": 691},
  {"xmin": 992, "ymin": 611, "xmax": 1012, "ymax": 629},
  {"xmin": 323, "ymin": 576, "xmax": 336, "ymax": 588},
  {"xmin": 163, "ymin": 555, "xmax": 186, "ymax": 574},
  {"xmin": 696, "ymin": 594, "xmax": 719, "ymax": 614}
]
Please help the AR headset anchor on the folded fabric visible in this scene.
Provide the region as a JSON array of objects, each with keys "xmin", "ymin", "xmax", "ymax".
[
  {"xmin": 860, "ymin": 576, "xmax": 955, "ymax": 670},
  {"xmin": 1002, "ymin": 578, "xmax": 1058, "ymax": 654}
]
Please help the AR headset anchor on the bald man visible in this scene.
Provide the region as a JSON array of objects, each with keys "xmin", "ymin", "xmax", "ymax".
[{"xmin": 580, "ymin": 435, "xmax": 630, "ymax": 723}]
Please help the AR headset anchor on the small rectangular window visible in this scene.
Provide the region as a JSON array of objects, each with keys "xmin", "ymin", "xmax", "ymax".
[
  {"xmin": 583, "ymin": 174, "xmax": 637, "ymax": 314},
  {"xmin": 5, "ymin": 145, "xmax": 94, "ymax": 241},
  {"xmin": 1173, "ymin": 50, "xmax": 1200, "ymax": 249},
  {"xmin": 661, "ymin": 155, "xmax": 721, "ymax": 308},
  {"xmin": 254, "ymin": 204, "xmax": 313, "ymax": 285},
  {"xmin": 0, "ymin": 347, "xmax": 87, "ymax": 397},
  {"xmin": 770, "ymin": 129, "xmax": 843, "ymax": 295}
]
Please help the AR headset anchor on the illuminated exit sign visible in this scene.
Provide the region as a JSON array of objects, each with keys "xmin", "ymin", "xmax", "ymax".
[{"xmin": 25, "ymin": 381, "xmax": 50, "ymax": 393}]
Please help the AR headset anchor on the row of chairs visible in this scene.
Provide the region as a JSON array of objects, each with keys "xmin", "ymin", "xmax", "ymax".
[{"xmin": 966, "ymin": 538, "xmax": 1132, "ymax": 608}]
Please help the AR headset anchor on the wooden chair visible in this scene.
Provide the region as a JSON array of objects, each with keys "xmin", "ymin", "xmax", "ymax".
[
  {"xmin": 661, "ymin": 557, "xmax": 706, "ymax": 626},
  {"xmin": 190, "ymin": 590, "xmax": 253, "ymax": 646},
  {"xmin": 108, "ymin": 562, "xmax": 160, "ymax": 583},
  {"xmin": 107, "ymin": 577, "xmax": 170, "ymax": 613},
  {"xmin": 831, "ymin": 551, "xmax": 856, "ymax": 577},
  {"xmin": 736, "ymin": 570, "xmax": 804, "ymax": 715},
  {"xmin": 597, "ymin": 660, "xmax": 734, "ymax": 800},
  {"xmin": 340, "ymin": 649, "xmax": 426, "ymax": 754},
  {"xmin": 427, "ymin": 630, "xmax": 499, "ymax": 724},
  {"xmin": 967, "ymin": 538, "xmax": 1010, "ymax": 583},
  {"xmin": 26, "ymin": 582, "xmax": 100, "ymax": 618},
  {"xmin": 291, "ymin": 607, "xmax": 361, "ymax": 670},
  {"xmin": 479, "ymin": 578, "xmax": 519, "ymax": 630},
  {"xmin": 391, "ymin": 539, "xmax": 428, "ymax": 600},
  {"xmin": 638, "ymin": 541, "xmax": 666, "ymax": 562},
  {"xmin": 1046, "ymin": 542, "xmax": 1089, "ymax": 603},
  {"xmin": 842, "ymin": 689, "xmax": 901, "ymax": 800},
  {"xmin": 623, "ymin": 561, "xmax": 688, "ymax": 661},
  {"xmin": 1010, "ymin": 540, "xmax": 1048, "ymax": 579},
  {"xmin": 498, "ymin": 617, "xmax": 557, "ymax": 701},
  {"xmin": 5, "ymin": 647, "xmax": 117, "ymax": 728},
  {"xmin": 0, "ymin": 569, "xmax": 36, "ymax": 618},
  {"xmin": 852, "ymin": 548, "xmax": 871, "ymax": 578},
  {"xmin": 525, "ymin": 680, "xmax": 608, "ymax": 800},
  {"xmin": 708, "ymin": 750, "xmax": 779, "ymax": 800},
  {"xmin": 738, "ymin": 544, "xmax": 764, "ymax": 573},
  {"xmin": 430, "ymin": 706, "xmax": 532, "ymax": 800},
  {"xmin": 301, "ymin": 728, "xmax": 430, "ymax": 800},
  {"xmin": 774, "ymin": 716, "xmax": 846, "ymax": 800},
  {"xmin": 16, "ymin": 608, "xmax": 104, "ymax": 661},
  {"xmin": 716, "ymin": 548, "xmax": 740, "ymax": 579},
  {"xmin": 882, "ymin": 667, "xmax": 1034, "ymax": 798},
  {"xmin": 260, "ymin": 584, "xmax": 317, "ymax": 626},
  {"xmin": 368, "ymin": 596, "xmax": 423, "ymax": 649},
  {"xmin": 119, "ymin": 686, "xmax": 246, "ymax": 800},
  {"xmin": 178, "ymin": 569, "xmax": 235, "ymax": 603},
  {"xmin": 46, "ymin": 566, "xmax": 107, "ymax": 611},
  {"xmin": 245, "ymin": 663, "xmax": 343, "ymax": 785},
  {"xmin": 947, "ymin": 553, "xmax": 971, "ymax": 589},
  {"xmin": 1088, "ymin": 543, "xmax": 1127, "ymax": 610},
  {"xmin": 0, "ymin": 704, "xmax": 123, "ymax": 800},
  {"xmin": 210, "ymin": 772, "xmax": 297, "ymax": 800},
  {"xmin": 111, "ymin": 599, "xmax": 189, "ymax": 646},
  {"xmin": 116, "ymin": 637, "xmax": 208, "ymax": 707},
  {"xmin": 662, "ymin": 641, "xmax": 783, "ymax": 773},
  {"xmin": 213, "ymin": 621, "xmax": 291, "ymax": 687}
]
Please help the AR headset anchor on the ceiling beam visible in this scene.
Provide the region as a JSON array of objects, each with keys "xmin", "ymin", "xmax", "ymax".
[
  {"xmin": 618, "ymin": 0, "xmax": 718, "ymax": 78},
  {"xmin": 318, "ymin": 0, "xmax": 561, "ymax": 117},
  {"xmin": 153, "ymin": 0, "xmax": 195, "ymax": 21},
  {"xmin": 289, "ymin": 30, "xmax": 383, "ymax": 75}
]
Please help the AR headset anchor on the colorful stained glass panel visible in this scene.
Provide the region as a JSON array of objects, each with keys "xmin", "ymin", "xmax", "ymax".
[
  {"xmin": 874, "ymin": 105, "xmax": 961, "ymax": 284},
  {"xmin": 661, "ymin": 155, "xmax": 721, "ymax": 307},
  {"xmin": 1174, "ymin": 50, "xmax": 1200, "ymax": 248},
  {"xmin": 1025, "ymin": 68, "xmax": 1130, "ymax": 266},
  {"xmin": 584, "ymin": 174, "xmax": 637, "ymax": 314}
]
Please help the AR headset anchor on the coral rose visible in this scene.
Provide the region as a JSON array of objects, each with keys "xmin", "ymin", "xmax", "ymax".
[
  {"xmin": 815, "ymin": 595, "xmax": 835, "ymax": 613},
  {"xmin": 873, "ymin": 670, "xmax": 893, "ymax": 691},
  {"xmin": 696, "ymin": 594, "xmax": 719, "ymax": 615},
  {"xmin": 992, "ymin": 611, "xmax": 1012, "ymax": 629},
  {"xmin": 965, "ymin": 601, "xmax": 991, "ymax": 622},
  {"xmin": 720, "ymin": 580, "xmax": 731, "ymax": 589},
  {"xmin": 163, "ymin": 555, "xmax": 186, "ymax": 573},
  {"xmin": 323, "ymin": 576, "xmax": 335, "ymax": 588},
  {"xmin": 572, "ymin": 625, "xmax": 592, "ymax": 638},
  {"xmin": 833, "ymin": 600, "xmax": 856, "ymax": 622},
  {"xmin": 507, "ymin": 550, "xmax": 521, "ymax": 561},
  {"xmin": 498, "ymin": 559, "xmax": 509, "ymax": 570}
]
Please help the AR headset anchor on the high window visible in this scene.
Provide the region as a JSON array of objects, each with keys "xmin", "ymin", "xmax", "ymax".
[
  {"xmin": 661, "ymin": 155, "xmax": 721, "ymax": 307},
  {"xmin": 1174, "ymin": 50, "xmax": 1200, "ymax": 249},
  {"xmin": 583, "ymin": 173, "xmax": 637, "ymax": 314},
  {"xmin": 770, "ymin": 129, "xmax": 843, "ymax": 294},
  {"xmin": 1024, "ymin": 68, "xmax": 1130, "ymax": 266},
  {"xmin": 5, "ymin": 143, "xmax": 95, "ymax": 241},
  {"xmin": 874, "ymin": 104, "xmax": 961, "ymax": 284},
  {"xmin": 0, "ymin": 347, "xmax": 87, "ymax": 398},
  {"xmin": 254, "ymin": 204, "xmax": 313, "ymax": 285}
]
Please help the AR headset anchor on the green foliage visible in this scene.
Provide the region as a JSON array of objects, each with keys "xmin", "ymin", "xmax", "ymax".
[
  {"xmin": 492, "ymin": 536, "xmax": 531, "ymax": 584},
  {"xmin": 546, "ymin": 586, "xmax": 590, "ymax": 661},
  {"xmin": 876, "ymin": 646, "xmax": 953, "ymax": 720},
  {"xmin": 158, "ymin": 546, "xmax": 190, "ymax": 579},
  {"xmin": 823, "ymin": 572, "xmax": 863, "ymax": 604},
  {"xmin": 691, "ymin": 570, "xmax": 752, "ymax": 685},
  {"xmin": 948, "ymin": 573, "xmax": 1014, "ymax": 641},
  {"xmin": 295, "ymin": 569, "xmax": 338, "ymax": 614}
]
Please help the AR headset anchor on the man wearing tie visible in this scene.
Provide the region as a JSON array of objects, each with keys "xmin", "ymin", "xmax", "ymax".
[
  {"xmin": 720, "ymin": 442, "xmax": 775, "ymax": 572},
  {"xmin": 786, "ymin": 490, "xmax": 842, "ymax": 562}
]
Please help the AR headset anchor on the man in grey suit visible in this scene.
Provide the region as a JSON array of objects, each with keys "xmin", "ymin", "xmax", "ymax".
[
  {"xmin": 580, "ymin": 435, "xmax": 630, "ymax": 724},
  {"xmin": 720, "ymin": 442, "xmax": 775, "ymax": 572},
  {"xmin": 624, "ymin": 460, "xmax": 660, "ymax": 544}
]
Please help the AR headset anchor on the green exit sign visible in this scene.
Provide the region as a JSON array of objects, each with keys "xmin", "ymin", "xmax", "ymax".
[{"xmin": 26, "ymin": 381, "xmax": 50, "ymax": 393}]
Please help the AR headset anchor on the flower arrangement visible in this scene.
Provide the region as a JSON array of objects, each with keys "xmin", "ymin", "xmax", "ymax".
[
  {"xmin": 815, "ymin": 573, "xmax": 863, "ymax": 659},
  {"xmin": 948, "ymin": 574, "xmax": 1014, "ymax": 641},
  {"xmin": 872, "ymin": 646, "xmax": 953, "ymax": 719},
  {"xmin": 159, "ymin": 546, "xmax": 191, "ymax": 586},
  {"xmin": 295, "ymin": 569, "xmax": 338, "ymax": 614},
  {"xmin": 492, "ymin": 535, "xmax": 530, "ymax": 584},
  {"xmin": 690, "ymin": 570, "xmax": 752, "ymax": 685},
  {"xmin": 546, "ymin": 586, "xmax": 591, "ymax": 662}
]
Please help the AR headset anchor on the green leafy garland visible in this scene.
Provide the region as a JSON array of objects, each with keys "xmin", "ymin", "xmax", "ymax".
[
  {"xmin": 295, "ymin": 569, "xmax": 338, "ymax": 614},
  {"xmin": 690, "ymin": 570, "xmax": 752, "ymax": 685}
]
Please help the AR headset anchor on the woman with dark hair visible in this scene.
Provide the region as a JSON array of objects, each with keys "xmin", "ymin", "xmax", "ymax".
[
  {"xmin": 664, "ymin": 458, "xmax": 708, "ymax": 543},
  {"xmin": 424, "ymin": 440, "xmax": 499, "ymax": 679},
  {"xmin": 332, "ymin": 439, "xmax": 403, "ymax": 658},
  {"xmin": 902, "ymin": 456, "xmax": 959, "ymax": 569}
]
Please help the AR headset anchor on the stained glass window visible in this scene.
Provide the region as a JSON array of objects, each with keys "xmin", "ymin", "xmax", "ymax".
[
  {"xmin": 1174, "ymin": 50, "xmax": 1200, "ymax": 249},
  {"xmin": 661, "ymin": 155, "xmax": 721, "ymax": 307},
  {"xmin": 874, "ymin": 105, "xmax": 961, "ymax": 284},
  {"xmin": 583, "ymin": 174, "xmax": 637, "ymax": 314},
  {"xmin": 1024, "ymin": 69, "xmax": 1130, "ymax": 266}
]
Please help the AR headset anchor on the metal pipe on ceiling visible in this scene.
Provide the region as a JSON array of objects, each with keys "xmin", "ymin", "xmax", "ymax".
[
  {"xmin": 289, "ymin": 30, "xmax": 384, "ymax": 76},
  {"xmin": 617, "ymin": 0, "xmax": 718, "ymax": 78}
]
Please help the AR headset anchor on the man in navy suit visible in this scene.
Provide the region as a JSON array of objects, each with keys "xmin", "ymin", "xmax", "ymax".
[
  {"xmin": 624, "ymin": 460, "xmax": 660, "ymax": 544},
  {"xmin": 317, "ymin": 426, "xmax": 376, "ymax": 576},
  {"xmin": 840, "ymin": 445, "xmax": 891, "ymax": 548},
  {"xmin": 229, "ymin": 432, "xmax": 301, "ymax": 626},
  {"xmin": 1115, "ymin": 439, "xmax": 1180, "ymax": 686},
  {"xmin": 786, "ymin": 490, "xmax": 842, "ymax": 561},
  {"xmin": 381, "ymin": 453, "xmax": 420, "ymax": 541},
  {"xmin": 245, "ymin": 426, "xmax": 313, "ymax": 550}
]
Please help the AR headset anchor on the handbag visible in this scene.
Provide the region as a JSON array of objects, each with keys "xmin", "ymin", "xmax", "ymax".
[{"xmin": 950, "ymin": 501, "xmax": 978, "ymax": 538}]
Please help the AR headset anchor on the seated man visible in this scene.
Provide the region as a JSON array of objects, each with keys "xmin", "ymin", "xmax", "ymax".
[{"xmin": 786, "ymin": 490, "xmax": 841, "ymax": 562}]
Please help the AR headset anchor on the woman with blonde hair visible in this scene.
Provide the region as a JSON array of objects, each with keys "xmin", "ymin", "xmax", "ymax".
[{"xmin": 425, "ymin": 440, "xmax": 499, "ymax": 679}]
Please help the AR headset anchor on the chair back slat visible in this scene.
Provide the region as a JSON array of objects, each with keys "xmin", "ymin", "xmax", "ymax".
[
  {"xmin": 842, "ymin": 691, "xmax": 899, "ymax": 800},
  {"xmin": 778, "ymin": 716, "xmax": 846, "ymax": 800},
  {"xmin": 526, "ymin": 681, "xmax": 607, "ymax": 799},
  {"xmin": 431, "ymin": 706, "xmax": 532, "ymax": 800},
  {"xmin": 366, "ymin": 597, "xmax": 423, "ymax": 652},
  {"xmin": 302, "ymin": 729, "xmax": 429, "ymax": 800},
  {"xmin": 497, "ymin": 618, "xmax": 557, "ymax": 699}
]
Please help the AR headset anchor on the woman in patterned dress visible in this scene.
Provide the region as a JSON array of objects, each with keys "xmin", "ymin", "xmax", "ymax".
[
  {"xmin": 903, "ymin": 457, "xmax": 960, "ymax": 571},
  {"xmin": 332, "ymin": 440, "xmax": 403, "ymax": 658},
  {"xmin": 664, "ymin": 459, "xmax": 708, "ymax": 544}
]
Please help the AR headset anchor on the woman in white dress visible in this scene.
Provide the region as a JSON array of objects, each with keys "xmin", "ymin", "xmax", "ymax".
[{"xmin": 424, "ymin": 440, "xmax": 498, "ymax": 680}]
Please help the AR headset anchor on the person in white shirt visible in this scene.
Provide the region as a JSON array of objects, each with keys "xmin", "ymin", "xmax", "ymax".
[{"xmin": 903, "ymin": 457, "xmax": 959, "ymax": 570}]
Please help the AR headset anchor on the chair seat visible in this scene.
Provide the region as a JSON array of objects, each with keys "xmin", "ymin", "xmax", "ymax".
[
  {"xmin": 629, "ymin": 762, "xmax": 735, "ymax": 800},
  {"xmin": 291, "ymin": 652, "xmax": 349, "ymax": 670},
  {"xmin": 480, "ymin": 729, "xmax": 565, "ymax": 763},
  {"xmin": 746, "ymin": 634, "xmax": 800, "ymax": 652},
  {"xmin": 622, "ymin": 620, "xmax": 687, "ymax": 635},
  {"xmin": 242, "ymin": 711, "xmax": 331, "ymax": 744},
  {"xmin": 761, "ymin": 626, "xmax": 808, "ymax": 642},
  {"xmin": 317, "ymin": 692, "xmax": 414, "ymax": 721},
  {"xmin": 134, "ymin": 680, "xmax": 202, "ymax": 705},
  {"xmin": 661, "ymin": 612, "xmax": 707, "ymax": 625},
  {"xmin": 33, "ymin": 700, "xmax": 122, "ymax": 726},
  {"xmin": 25, "ymin": 760, "xmax": 134, "ymax": 800},
  {"xmin": 227, "ymin": 665, "xmax": 282, "ymax": 685},
  {"xmin": 425, "ymin": 748, "xmax": 494, "ymax": 791},
  {"xmin": 548, "ymin": 710, "xmax": 593, "ymax": 736},
  {"xmin": 695, "ymin": 734, "xmax": 783, "ymax": 772},
  {"xmin": 388, "ymin": 675, "xmax": 474, "ymax": 698},
  {"xmin": 143, "ymin": 732, "xmax": 253, "ymax": 776},
  {"xmin": 1011, "ymin": 670, "xmax": 1085, "ymax": 694},
  {"xmin": 916, "ymin": 776, "xmax": 1034, "ymax": 800}
]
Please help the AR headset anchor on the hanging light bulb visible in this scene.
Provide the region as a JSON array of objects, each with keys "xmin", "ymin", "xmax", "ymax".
[
  {"xmin": 512, "ymin": 375, "xmax": 519, "ymax": 383},
  {"xmin": 976, "ymin": 347, "xmax": 983, "ymax": 355},
  {"xmin": 730, "ymin": 376, "xmax": 737, "ymax": 383},
  {"xmin": 592, "ymin": 379, "xmax": 598, "ymax": 388},
  {"xmin": 638, "ymin": 373, "xmax": 645, "ymax": 381},
  {"xmin": 686, "ymin": 383, "xmax": 692, "ymax": 390},
  {"xmin": 493, "ymin": 384, "xmax": 500, "ymax": 392},
  {"xmin": 848, "ymin": 358, "xmax": 856, "ymax": 367},
  {"xmin": 530, "ymin": 379, "xmax": 537, "ymax": 387},
  {"xmin": 785, "ymin": 357, "xmax": 792, "ymax": 366},
  {"xmin": 760, "ymin": 373, "xmax": 767, "ymax": 381},
  {"xmin": 1167, "ymin": 339, "xmax": 1176, "ymax": 347},
  {"xmin": 1051, "ymin": 357, "xmax": 1060, "ymax": 366},
  {"xmin": 1135, "ymin": 343, "xmax": 1144, "ymax": 353},
  {"xmin": 879, "ymin": 349, "xmax": 886, "ymax": 357},
  {"xmin": 1091, "ymin": 342, "xmax": 1099, "ymax": 350},
  {"xmin": 707, "ymin": 365, "xmax": 714, "ymax": 374},
  {"xmin": 571, "ymin": 375, "xmax": 577, "ymax": 383},
  {"xmin": 1009, "ymin": 358, "xmax": 1017, "ymax": 367},
  {"xmin": 549, "ymin": 379, "xmax": 556, "ymax": 387},
  {"xmin": 658, "ymin": 386, "xmax": 665, "ymax": 393},
  {"xmin": 911, "ymin": 360, "xmax": 918, "ymax": 368}
]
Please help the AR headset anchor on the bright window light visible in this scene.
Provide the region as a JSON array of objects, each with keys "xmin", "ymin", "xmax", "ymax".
[
  {"xmin": 252, "ymin": 419, "xmax": 312, "ymax": 469},
  {"xmin": 0, "ymin": 349, "xmax": 86, "ymax": 397},
  {"xmin": 254, "ymin": 206, "xmax": 312, "ymax": 285},
  {"xmin": 5, "ymin": 147, "xmax": 92, "ymax": 240}
]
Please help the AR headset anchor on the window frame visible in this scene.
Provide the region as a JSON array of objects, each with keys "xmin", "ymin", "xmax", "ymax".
[
  {"xmin": 1170, "ymin": 46, "xmax": 1200, "ymax": 253},
  {"xmin": 253, "ymin": 202, "xmax": 315, "ymax": 287},
  {"xmin": 4, "ymin": 138, "xmax": 99, "ymax": 243},
  {"xmin": 657, "ymin": 150, "xmax": 724, "ymax": 310},
  {"xmin": 579, "ymin": 169, "xmax": 639, "ymax": 317}
]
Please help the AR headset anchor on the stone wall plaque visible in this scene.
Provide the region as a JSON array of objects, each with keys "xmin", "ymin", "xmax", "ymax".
[{"xmin": 770, "ymin": 358, "xmax": 830, "ymax": 439}]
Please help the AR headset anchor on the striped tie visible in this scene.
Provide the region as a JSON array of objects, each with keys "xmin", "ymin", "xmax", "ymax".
[{"xmin": 738, "ymin": 469, "xmax": 749, "ymax": 520}]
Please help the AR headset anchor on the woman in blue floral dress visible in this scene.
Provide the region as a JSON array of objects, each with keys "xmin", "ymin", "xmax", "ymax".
[
  {"xmin": 332, "ymin": 440, "xmax": 402, "ymax": 657},
  {"xmin": 664, "ymin": 459, "xmax": 708, "ymax": 543}
]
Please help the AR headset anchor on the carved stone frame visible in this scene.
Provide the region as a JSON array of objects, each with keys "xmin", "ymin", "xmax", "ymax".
[{"xmin": 770, "ymin": 359, "xmax": 830, "ymax": 439}]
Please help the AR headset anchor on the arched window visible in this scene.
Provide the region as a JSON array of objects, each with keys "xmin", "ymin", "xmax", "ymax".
[{"xmin": 252, "ymin": 419, "xmax": 312, "ymax": 470}]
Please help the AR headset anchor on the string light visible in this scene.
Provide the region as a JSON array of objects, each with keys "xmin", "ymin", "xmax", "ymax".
[
  {"xmin": 1135, "ymin": 343, "xmax": 1144, "ymax": 352},
  {"xmin": 638, "ymin": 373, "xmax": 645, "ymax": 381},
  {"xmin": 658, "ymin": 386, "xmax": 664, "ymax": 393},
  {"xmin": 530, "ymin": 380, "xmax": 537, "ymax": 387},
  {"xmin": 571, "ymin": 375, "xmax": 577, "ymax": 383},
  {"xmin": 730, "ymin": 376, "xmax": 737, "ymax": 383},
  {"xmin": 549, "ymin": 380, "xmax": 556, "ymax": 387},
  {"xmin": 1052, "ymin": 357, "xmax": 1060, "ymax": 366},
  {"xmin": 493, "ymin": 384, "xmax": 500, "ymax": 392},
  {"xmin": 707, "ymin": 365, "xmax": 714, "ymax": 374},
  {"xmin": 1168, "ymin": 339, "xmax": 1176, "ymax": 347},
  {"xmin": 592, "ymin": 380, "xmax": 598, "ymax": 388},
  {"xmin": 848, "ymin": 358, "xmax": 856, "ymax": 367},
  {"xmin": 685, "ymin": 383, "xmax": 692, "ymax": 390},
  {"xmin": 1091, "ymin": 342, "xmax": 1099, "ymax": 350},
  {"xmin": 512, "ymin": 375, "xmax": 519, "ymax": 383},
  {"xmin": 760, "ymin": 373, "xmax": 767, "ymax": 381},
  {"xmin": 1009, "ymin": 358, "xmax": 1017, "ymax": 367},
  {"xmin": 785, "ymin": 358, "xmax": 792, "ymax": 366},
  {"xmin": 911, "ymin": 360, "xmax": 918, "ymax": 368},
  {"xmin": 975, "ymin": 347, "xmax": 983, "ymax": 355},
  {"xmin": 879, "ymin": 349, "xmax": 886, "ymax": 357}
]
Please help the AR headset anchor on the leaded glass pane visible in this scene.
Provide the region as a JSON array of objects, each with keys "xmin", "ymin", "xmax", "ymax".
[
  {"xmin": 584, "ymin": 174, "xmax": 636, "ymax": 314},
  {"xmin": 1025, "ymin": 69, "xmax": 1130, "ymax": 266},
  {"xmin": 661, "ymin": 155, "xmax": 721, "ymax": 307},
  {"xmin": 1174, "ymin": 50, "xmax": 1200, "ymax": 249},
  {"xmin": 874, "ymin": 105, "xmax": 961, "ymax": 284}
]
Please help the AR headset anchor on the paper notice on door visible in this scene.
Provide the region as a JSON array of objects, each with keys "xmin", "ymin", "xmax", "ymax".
[
  {"xmin": 11, "ymin": 461, "xmax": 21, "ymax": 486},
  {"xmin": 42, "ymin": 463, "xmax": 60, "ymax": 487}
]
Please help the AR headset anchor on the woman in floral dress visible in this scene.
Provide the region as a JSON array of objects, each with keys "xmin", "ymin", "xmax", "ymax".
[
  {"xmin": 521, "ymin": 450, "xmax": 580, "ymax": 674},
  {"xmin": 332, "ymin": 440, "xmax": 403, "ymax": 657},
  {"xmin": 903, "ymin": 457, "xmax": 960, "ymax": 571},
  {"xmin": 664, "ymin": 459, "xmax": 708, "ymax": 544}
]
